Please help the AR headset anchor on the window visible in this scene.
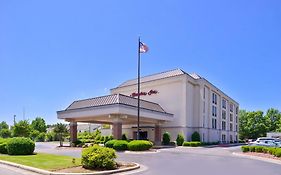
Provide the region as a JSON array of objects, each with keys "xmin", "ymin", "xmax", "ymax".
[
  {"xmin": 236, "ymin": 106, "xmax": 239, "ymax": 114},
  {"xmin": 212, "ymin": 118, "xmax": 217, "ymax": 129},
  {"xmin": 222, "ymin": 99, "xmax": 226, "ymax": 109},
  {"xmin": 203, "ymin": 116, "xmax": 205, "ymax": 127},
  {"xmin": 235, "ymin": 125, "xmax": 238, "ymax": 132},
  {"xmin": 212, "ymin": 106, "xmax": 217, "ymax": 117},
  {"xmin": 222, "ymin": 134, "xmax": 226, "ymax": 142},
  {"xmin": 230, "ymin": 103, "xmax": 233, "ymax": 112},
  {"xmin": 230, "ymin": 135, "xmax": 233, "ymax": 142},
  {"xmin": 203, "ymin": 87, "xmax": 206, "ymax": 99},
  {"xmin": 222, "ymin": 110, "xmax": 226, "ymax": 120},
  {"xmin": 203, "ymin": 101, "xmax": 205, "ymax": 113},
  {"xmin": 235, "ymin": 116, "xmax": 238, "ymax": 123},
  {"xmin": 230, "ymin": 113, "xmax": 233, "ymax": 122},
  {"xmin": 230, "ymin": 123, "xmax": 233, "ymax": 131},
  {"xmin": 222, "ymin": 121, "xmax": 226, "ymax": 130},
  {"xmin": 203, "ymin": 133, "xmax": 205, "ymax": 142},
  {"xmin": 212, "ymin": 93, "xmax": 217, "ymax": 104}
]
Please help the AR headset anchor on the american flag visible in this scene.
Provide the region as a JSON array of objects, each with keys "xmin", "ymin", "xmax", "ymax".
[{"xmin": 139, "ymin": 42, "xmax": 149, "ymax": 53}]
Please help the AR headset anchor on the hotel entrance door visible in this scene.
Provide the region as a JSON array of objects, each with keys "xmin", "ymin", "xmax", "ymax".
[{"xmin": 133, "ymin": 131, "xmax": 148, "ymax": 140}]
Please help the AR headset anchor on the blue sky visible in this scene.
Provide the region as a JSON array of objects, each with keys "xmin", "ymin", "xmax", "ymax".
[{"xmin": 0, "ymin": 0, "xmax": 281, "ymax": 125}]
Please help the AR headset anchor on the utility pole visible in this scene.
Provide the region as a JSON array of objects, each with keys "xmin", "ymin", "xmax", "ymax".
[{"xmin": 13, "ymin": 115, "xmax": 16, "ymax": 125}]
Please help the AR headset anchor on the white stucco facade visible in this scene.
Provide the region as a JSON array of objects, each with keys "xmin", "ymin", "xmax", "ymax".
[
  {"xmin": 110, "ymin": 69, "xmax": 239, "ymax": 143},
  {"xmin": 57, "ymin": 69, "xmax": 239, "ymax": 143}
]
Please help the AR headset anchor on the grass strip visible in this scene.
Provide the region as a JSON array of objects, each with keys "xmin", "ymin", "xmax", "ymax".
[{"xmin": 0, "ymin": 153, "xmax": 81, "ymax": 171}]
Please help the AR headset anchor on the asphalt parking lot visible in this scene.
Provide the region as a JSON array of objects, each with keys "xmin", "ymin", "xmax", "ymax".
[{"xmin": 32, "ymin": 142, "xmax": 281, "ymax": 175}]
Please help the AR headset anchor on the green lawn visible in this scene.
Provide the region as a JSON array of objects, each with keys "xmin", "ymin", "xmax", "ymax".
[{"xmin": 0, "ymin": 153, "xmax": 81, "ymax": 171}]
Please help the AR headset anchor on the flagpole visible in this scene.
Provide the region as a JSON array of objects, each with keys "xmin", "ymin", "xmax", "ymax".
[{"xmin": 137, "ymin": 37, "xmax": 141, "ymax": 140}]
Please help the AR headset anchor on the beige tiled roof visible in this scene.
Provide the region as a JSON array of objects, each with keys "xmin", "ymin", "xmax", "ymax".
[
  {"xmin": 117, "ymin": 68, "xmax": 201, "ymax": 88},
  {"xmin": 66, "ymin": 94, "xmax": 167, "ymax": 113}
]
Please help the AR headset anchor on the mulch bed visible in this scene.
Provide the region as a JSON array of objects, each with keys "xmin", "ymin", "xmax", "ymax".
[
  {"xmin": 54, "ymin": 162, "xmax": 135, "ymax": 173},
  {"xmin": 243, "ymin": 152, "xmax": 281, "ymax": 161}
]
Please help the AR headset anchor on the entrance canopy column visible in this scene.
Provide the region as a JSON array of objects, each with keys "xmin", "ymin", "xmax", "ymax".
[
  {"xmin": 112, "ymin": 122, "xmax": 122, "ymax": 140},
  {"xmin": 154, "ymin": 124, "xmax": 161, "ymax": 145},
  {"xmin": 110, "ymin": 114, "xmax": 124, "ymax": 140},
  {"xmin": 69, "ymin": 121, "xmax": 77, "ymax": 143}
]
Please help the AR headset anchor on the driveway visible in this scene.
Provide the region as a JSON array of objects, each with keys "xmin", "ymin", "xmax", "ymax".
[
  {"xmin": 34, "ymin": 142, "xmax": 281, "ymax": 175},
  {"xmin": 0, "ymin": 163, "xmax": 39, "ymax": 175}
]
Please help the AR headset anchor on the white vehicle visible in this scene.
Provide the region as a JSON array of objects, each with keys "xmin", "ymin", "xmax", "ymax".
[
  {"xmin": 274, "ymin": 139, "xmax": 281, "ymax": 148},
  {"xmin": 249, "ymin": 137, "xmax": 280, "ymax": 147}
]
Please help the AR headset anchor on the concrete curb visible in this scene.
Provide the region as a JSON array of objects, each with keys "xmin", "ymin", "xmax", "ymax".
[
  {"xmin": 232, "ymin": 152, "xmax": 281, "ymax": 166},
  {"xmin": 124, "ymin": 149, "xmax": 159, "ymax": 154},
  {"xmin": 0, "ymin": 160, "xmax": 140, "ymax": 175}
]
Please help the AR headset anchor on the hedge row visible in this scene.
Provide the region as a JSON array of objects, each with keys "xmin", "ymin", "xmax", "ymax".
[
  {"xmin": 183, "ymin": 141, "xmax": 201, "ymax": 147},
  {"xmin": 0, "ymin": 137, "xmax": 35, "ymax": 155},
  {"xmin": 72, "ymin": 135, "xmax": 114, "ymax": 147},
  {"xmin": 241, "ymin": 146, "xmax": 281, "ymax": 157},
  {"xmin": 105, "ymin": 140, "xmax": 153, "ymax": 151}
]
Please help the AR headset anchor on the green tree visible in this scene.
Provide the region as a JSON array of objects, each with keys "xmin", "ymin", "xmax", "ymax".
[
  {"xmin": 30, "ymin": 130, "xmax": 40, "ymax": 141},
  {"xmin": 264, "ymin": 108, "xmax": 281, "ymax": 132},
  {"xmin": 31, "ymin": 117, "xmax": 47, "ymax": 133},
  {"xmin": 53, "ymin": 123, "xmax": 68, "ymax": 147},
  {"xmin": 277, "ymin": 119, "xmax": 281, "ymax": 132},
  {"xmin": 176, "ymin": 133, "xmax": 185, "ymax": 146},
  {"xmin": 162, "ymin": 132, "xmax": 170, "ymax": 145},
  {"xmin": 121, "ymin": 133, "xmax": 127, "ymax": 140},
  {"xmin": 0, "ymin": 128, "xmax": 12, "ymax": 138},
  {"xmin": 239, "ymin": 110, "xmax": 267, "ymax": 139},
  {"xmin": 0, "ymin": 121, "xmax": 9, "ymax": 131},
  {"xmin": 191, "ymin": 131, "xmax": 200, "ymax": 141},
  {"xmin": 13, "ymin": 120, "xmax": 31, "ymax": 137}
]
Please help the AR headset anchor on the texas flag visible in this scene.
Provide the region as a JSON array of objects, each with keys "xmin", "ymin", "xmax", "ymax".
[{"xmin": 139, "ymin": 42, "xmax": 149, "ymax": 53}]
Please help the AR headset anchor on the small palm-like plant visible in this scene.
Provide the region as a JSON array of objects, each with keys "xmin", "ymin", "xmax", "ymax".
[{"xmin": 54, "ymin": 123, "xmax": 68, "ymax": 147}]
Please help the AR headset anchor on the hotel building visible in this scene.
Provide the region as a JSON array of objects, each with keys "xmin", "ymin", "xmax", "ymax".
[{"xmin": 57, "ymin": 69, "xmax": 239, "ymax": 143}]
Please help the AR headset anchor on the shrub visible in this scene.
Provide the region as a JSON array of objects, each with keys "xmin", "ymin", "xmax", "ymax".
[
  {"xmin": 0, "ymin": 143, "xmax": 8, "ymax": 154},
  {"xmin": 183, "ymin": 142, "xmax": 191, "ymax": 147},
  {"xmin": 100, "ymin": 136, "xmax": 105, "ymax": 141},
  {"xmin": 191, "ymin": 132, "xmax": 200, "ymax": 142},
  {"xmin": 176, "ymin": 133, "xmax": 184, "ymax": 146},
  {"xmin": 262, "ymin": 147, "xmax": 269, "ymax": 153},
  {"xmin": 105, "ymin": 140, "xmax": 117, "ymax": 148},
  {"xmin": 241, "ymin": 146, "xmax": 250, "ymax": 152},
  {"xmin": 255, "ymin": 146, "xmax": 263, "ymax": 153},
  {"xmin": 0, "ymin": 129, "xmax": 12, "ymax": 138},
  {"xmin": 274, "ymin": 148, "xmax": 281, "ymax": 157},
  {"xmin": 128, "ymin": 140, "xmax": 153, "ymax": 151},
  {"xmin": 72, "ymin": 140, "xmax": 82, "ymax": 147},
  {"xmin": 121, "ymin": 134, "xmax": 127, "ymax": 141},
  {"xmin": 6, "ymin": 137, "xmax": 35, "ymax": 155},
  {"xmin": 113, "ymin": 140, "xmax": 128, "ymax": 151},
  {"xmin": 268, "ymin": 147, "xmax": 277, "ymax": 155},
  {"xmin": 95, "ymin": 135, "xmax": 101, "ymax": 141},
  {"xmin": 162, "ymin": 132, "xmax": 170, "ymax": 145},
  {"xmin": 45, "ymin": 132, "xmax": 56, "ymax": 141},
  {"xmin": 36, "ymin": 133, "xmax": 45, "ymax": 142},
  {"xmin": 81, "ymin": 145, "xmax": 117, "ymax": 170},
  {"xmin": 104, "ymin": 136, "xmax": 110, "ymax": 144},
  {"xmin": 249, "ymin": 146, "xmax": 256, "ymax": 152},
  {"xmin": 29, "ymin": 130, "xmax": 40, "ymax": 141},
  {"xmin": 183, "ymin": 141, "xmax": 201, "ymax": 147},
  {"xmin": 190, "ymin": 141, "xmax": 201, "ymax": 147}
]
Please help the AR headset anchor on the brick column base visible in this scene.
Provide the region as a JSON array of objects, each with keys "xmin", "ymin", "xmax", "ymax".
[
  {"xmin": 70, "ymin": 122, "xmax": 77, "ymax": 144},
  {"xmin": 112, "ymin": 122, "xmax": 122, "ymax": 140},
  {"xmin": 154, "ymin": 125, "xmax": 161, "ymax": 145}
]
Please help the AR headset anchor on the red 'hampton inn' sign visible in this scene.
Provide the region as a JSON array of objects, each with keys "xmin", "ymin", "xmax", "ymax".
[{"xmin": 130, "ymin": 90, "xmax": 158, "ymax": 97}]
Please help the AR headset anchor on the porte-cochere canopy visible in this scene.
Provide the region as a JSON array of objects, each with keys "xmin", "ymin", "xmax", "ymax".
[
  {"xmin": 57, "ymin": 94, "xmax": 173, "ymax": 141},
  {"xmin": 57, "ymin": 94, "xmax": 173, "ymax": 124}
]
